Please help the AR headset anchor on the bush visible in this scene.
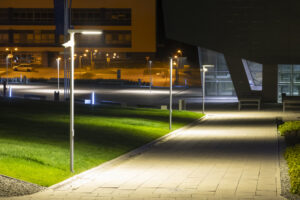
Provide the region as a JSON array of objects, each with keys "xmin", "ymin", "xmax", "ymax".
[
  {"xmin": 279, "ymin": 121, "xmax": 300, "ymax": 195},
  {"xmin": 278, "ymin": 121, "xmax": 300, "ymax": 137},
  {"xmin": 285, "ymin": 144, "xmax": 300, "ymax": 195}
]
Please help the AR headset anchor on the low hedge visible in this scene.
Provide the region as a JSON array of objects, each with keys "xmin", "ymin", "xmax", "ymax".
[
  {"xmin": 279, "ymin": 121, "xmax": 300, "ymax": 195},
  {"xmin": 285, "ymin": 144, "xmax": 300, "ymax": 194},
  {"xmin": 279, "ymin": 121, "xmax": 300, "ymax": 137}
]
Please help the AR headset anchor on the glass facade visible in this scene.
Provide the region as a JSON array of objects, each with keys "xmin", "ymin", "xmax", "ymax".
[
  {"xmin": 278, "ymin": 64, "xmax": 300, "ymax": 102},
  {"xmin": 71, "ymin": 8, "xmax": 131, "ymax": 26},
  {"xmin": 76, "ymin": 30, "xmax": 131, "ymax": 48},
  {"xmin": 242, "ymin": 59, "xmax": 263, "ymax": 91},
  {"xmin": 0, "ymin": 8, "xmax": 131, "ymax": 26},
  {"xmin": 0, "ymin": 8, "xmax": 54, "ymax": 25},
  {"xmin": 199, "ymin": 48, "xmax": 236, "ymax": 96}
]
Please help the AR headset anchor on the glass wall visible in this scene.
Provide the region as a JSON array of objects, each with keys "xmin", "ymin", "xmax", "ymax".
[
  {"xmin": 278, "ymin": 64, "xmax": 300, "ymax": 102},
  {"xmin": 199, "ymin": 48, "xmax": 236, "ymax": 96},
  {"xmin": 242, "ymin": 59, "xmax": 263, "ymax": 91}
]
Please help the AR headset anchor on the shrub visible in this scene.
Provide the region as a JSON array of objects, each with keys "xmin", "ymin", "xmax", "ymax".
[
  {"xmin": 278, "ymin": 121, "xmax": 300, "ymax": 137},
  {"xmin": 285, "ymin": 144, "xmax": 300, "ymax": 195}
]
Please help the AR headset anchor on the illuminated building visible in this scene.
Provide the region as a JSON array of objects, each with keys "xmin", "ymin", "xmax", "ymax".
[{"xmin": 0, "ymin": 0, "xmax": 156, "ymax": 67}]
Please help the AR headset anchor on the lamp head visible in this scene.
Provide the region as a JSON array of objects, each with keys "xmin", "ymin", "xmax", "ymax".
[
  {"xmin": 62, "ymin": 40, "xmax": 74, "ymax": 48},
  {"xmin": 81, "ymin": 31, "xmax": 102, "ymax": 35}
]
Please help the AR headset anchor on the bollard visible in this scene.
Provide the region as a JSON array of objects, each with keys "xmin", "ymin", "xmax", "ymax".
[
  {"xmin": 9, "ymin": 86, "xmax": 12, "ymax": 98},
  {"xmin": 117, "ymin": 69, "xmax": 121, "ymax": 80},
  {"xmin": 161, "ymin": 105, "xmax": 168, "ymax": 110},
  {"xmin": 179, "ymin": 99, "xmax": 186, "ymax": 111},
  {"xmin": 54, "ymin": 91, "xmax": 59, "ymax": 101},
  {"xmin": 91, "ymin": 91, "xmax": 95, "ymax": 105},
  {"xmin": 3, "ymin": 80, "xmax": 7, "ymax": 97}
]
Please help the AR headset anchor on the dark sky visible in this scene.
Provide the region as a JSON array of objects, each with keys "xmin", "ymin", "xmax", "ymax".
[{"xmin": 156, "ymin": 0, "xmax": 198, "ymax": 65}]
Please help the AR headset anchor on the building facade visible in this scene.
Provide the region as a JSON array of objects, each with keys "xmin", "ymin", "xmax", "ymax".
[
  {"xmin": 0, "ymin": 0, "xmax": 156, "ymax": 67},
  {"xmin": 163, "ymin": 0, "xmax": 300, "ymax": 102}
]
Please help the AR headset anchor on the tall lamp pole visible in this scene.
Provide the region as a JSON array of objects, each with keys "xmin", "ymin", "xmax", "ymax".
[
  {"xmin": 63, "ymin": 29, "xmax": 102, "ymax": 172},
  {"xmin": 201, "ymin": 65, "xmax": 214, "ymax": 113},
  {"xmin": 169, "ymin": 58, "xmax": 173, "ymax": 130},
  {"xmin": 149, "ymin": 60, "xmax": 152, "ymax": 93},
  {"xmin": 56, "ymin": 57, "xmax": 61, "ymax": 91},
  {"xmin": 5, "ymin": 48, "xmax": 17, "ymax": 83},
  {"xmin": 6, "ymin": 54, "xmax": 13, "ymax": 83}
]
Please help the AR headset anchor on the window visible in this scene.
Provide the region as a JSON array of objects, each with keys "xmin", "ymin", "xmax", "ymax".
[
  {"xmin": 12, "ymin": 30, "xmax": 55, "ymax": 44},
  {"xmin": 200, "ymin": 48, "xmax": 236, "ymax": 97},
  {"xmin": 104, "ymin": 31, "xmax": 131, "ymax": 46},
  {"xmin": 278, "ymin": 64, "xmax": 300, "ymax": 102},
  {"xmin": 0, "ymin": 32, "xmax": 9, "ymax": 43},
  {"xmin": 76, "ymin": 30, "xmax": 131, "ymax": 47},
  {"xmin": 242, "ymin": 59, "xmax": 263, "ymax": 91},
  {"xmin": 40, "ymin": 31, "xmax": 55, "ymax": 43},
  {"xmin": 13, "ymin": 33, "xmax": 20, "ymax": 43},
  {"xmin": 0, "ymin": 9, "xmax": 9, "ymax": 24},
  {"xmin": 71, "ymin": 8, "xmax": 131, "ymax": 26},
  {"xmin": 11, "ymin": 8, "xmax": 54, "ymax": 25},
  {"xmin": 27, "ymin": 34, "xmax": 34, "ymax": 43}
]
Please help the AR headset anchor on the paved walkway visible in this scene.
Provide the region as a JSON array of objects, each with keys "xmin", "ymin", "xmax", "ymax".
[{"xmin": 5, "ymin": 111, "xmax": 287, "ymax": 200}]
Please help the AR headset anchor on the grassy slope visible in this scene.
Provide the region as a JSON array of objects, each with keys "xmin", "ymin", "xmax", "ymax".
[
  {"xmin": 0, "ymin": 99, "xmax": 203, "ymax": 186},
  {"xmin": 279, "ymin": 122, "xmax": 300, "ymax": 195}
]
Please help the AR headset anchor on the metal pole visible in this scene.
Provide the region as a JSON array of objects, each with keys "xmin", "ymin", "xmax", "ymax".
[
  {"xmin": 70, "ymin": 32, "xmax": 75, "ymax": 173},
  {"xmin": 149, "ymin": 60, "xmax": 152, "ymax": 93},
  {"xmin": 64, "ymin": 0, "xmax": 69, "ymax": 101},
  {"xmin": 79, "ymin": 56, "xmax": 82, "ymax": 69},
  {"xmin": 57, "ymin": 59, "xmax": 59, "ymax": 90},
  {"xmin": 10, "ymin": 49, "xmax": 13, "ymax": 69},
  {"xmin": 90, "ymin": 51, "xmax": 93, "ymax": 70},
  {"xmin": 169, "ymin": 58, "xmax": 173, "ymax": 130},
  {"xmin": 6, "ymin": 57, "xmax": 8, "ymax": 84},
  {"xmin": 202, "ymin": 67, "xmax": 205, "ymax": 113}
]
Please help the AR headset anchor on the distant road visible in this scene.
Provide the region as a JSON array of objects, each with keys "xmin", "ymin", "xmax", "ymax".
[{"xmin": 3, "ymin": 82, "xmax": 237, "ymax": 109}]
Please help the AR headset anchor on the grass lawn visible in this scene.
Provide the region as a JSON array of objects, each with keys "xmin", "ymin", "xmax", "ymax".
[
  {"xmin": 278, "ymin": 121, "xmax": 300, "ymax": 195},
  {"xmin": 0, "ymin": 98, "xmax": 203, "ymax": 187}
]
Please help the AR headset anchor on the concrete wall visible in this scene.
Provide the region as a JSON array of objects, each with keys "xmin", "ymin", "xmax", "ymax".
[
  {"xmin": 224, "ymin": 55, "xmax": 252, "ymax": 98},
  {"xmin": 262, "ymin": 64, "xmax": 278, "ymax": 102}
]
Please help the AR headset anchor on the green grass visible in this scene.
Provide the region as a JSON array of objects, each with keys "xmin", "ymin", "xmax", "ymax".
[
  {"xmin": 0, "ymin": 99, "xmax": 203, "ymax": 186},
  {"xmin": 278, "ymin": 121, "xmax": 300, "ymax": 195}
]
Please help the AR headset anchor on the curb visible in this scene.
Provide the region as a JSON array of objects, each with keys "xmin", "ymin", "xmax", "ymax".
[{"xmin": 49, "ymin": 115, "xmax": 207, "ymax": 190}]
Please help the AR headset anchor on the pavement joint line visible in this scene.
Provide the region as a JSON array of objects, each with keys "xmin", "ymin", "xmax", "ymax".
[{"xmin": 49, "ymin": 115, "xmax": 206, "ymax": 190}]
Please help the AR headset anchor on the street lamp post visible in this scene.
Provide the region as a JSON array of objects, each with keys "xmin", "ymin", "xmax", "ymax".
[
  {"xmin": 85, "ymin": 49, "xmax": 98, "ymax": 70},
  {"xmin": 201, "ymin": 65, "xmax": 214, "ymax": 113},
  {"xmin": 174, "ymin": 55, "xmax": 179, "ymax": 85},
  {"xmin": 169, "ymin": 58, "xmax": 173, "ymax": 130},
  {"xmin": 149, "ymin": 60, "xmax": 152, "ymax": 93},
  {"xmin": 56, "ymin": 58, "xmax": 61, "ymax": 91},
  {"xmin": 63, "ymin": 29, "xmax": 102, "ymax": 172},
  {"xmin": 6, "ymin": 55, "xmax": 12, "ymax": 84},
  {"xmin": 5, "ymin": 48, "xmax": 17, "ymax": 82},
  {"xmin": 79, "ymin": 56, "xmax": 82, "ymax": 69},
  {"xmin": 6, "ymin": 56, "xmax": 8, "ymax": 83},
  {"xmin": 5, "ymin": 48, "xmax": 18, "ymax": 69}
]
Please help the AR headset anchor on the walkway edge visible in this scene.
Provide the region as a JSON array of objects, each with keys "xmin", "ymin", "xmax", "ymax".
[{"xmin": 49, "ymin": 115, "xmax": 206, "ymax": 190}]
